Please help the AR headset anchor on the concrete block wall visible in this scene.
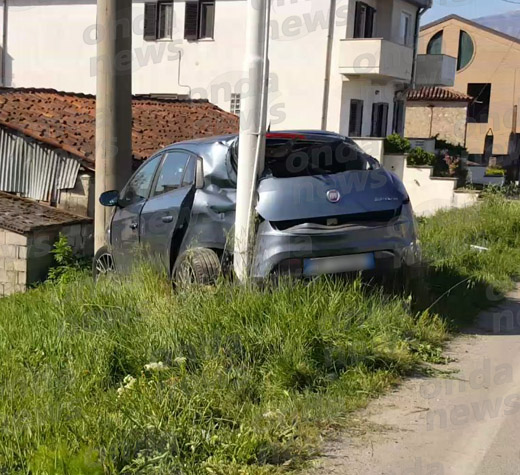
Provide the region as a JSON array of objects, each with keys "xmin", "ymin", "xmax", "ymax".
[
  {"xmin": 27, "ymin": 223, "xmax": 94, "ymax": 285},
  {"xmin": 0, "ymin": 229, "xmax": 29, "ymax": 297},
  {"xmin": 58, "ymin": 173, "xmax": 95, "ymax": 217}
]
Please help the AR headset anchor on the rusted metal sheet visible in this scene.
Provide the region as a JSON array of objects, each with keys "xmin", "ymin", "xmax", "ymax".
[{"xmin": 0, "ymin": 127, "xmax": 80, "ymax": 202}]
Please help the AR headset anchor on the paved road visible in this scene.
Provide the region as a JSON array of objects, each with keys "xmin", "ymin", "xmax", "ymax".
[{"xmin": 312, "ymin": 287, "xmax": 520, "ymax": 475}]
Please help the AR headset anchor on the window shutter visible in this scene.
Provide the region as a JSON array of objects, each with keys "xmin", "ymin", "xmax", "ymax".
[
  {"xmin": 371, "ymin": 103, "xmax": 378, "ymax": 137},
  {"xmin": 365, "ymin": 6, "xmax": 375, "ymax": 38},
  {"xmin": 353, "ymin": 2, "xmax": 363, "ymax": 39},
  {"xmin": 185, "ymin": 1, "xmax": 200, "ymax": 40},
  {"xmin": 381, "ymin": 103, "xmax": 389, "ymax": 137},
  {"xmin": 144, "ymin": 3, "xmax": 158, "ymax": 41}
]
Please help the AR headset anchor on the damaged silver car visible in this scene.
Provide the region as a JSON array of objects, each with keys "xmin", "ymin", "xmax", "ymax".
[{"xmin": 94, "ymin": 131, "xmax": 421, "ymax": 283}]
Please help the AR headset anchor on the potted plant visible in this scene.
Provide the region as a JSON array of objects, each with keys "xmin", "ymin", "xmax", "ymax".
[
  {"xmin": 383, "ymin": 134, "xmax": 412, "ymax": 179},
  {"xmin": 483, "ymin": 166, "xmax": 506, "ymax": 186}
]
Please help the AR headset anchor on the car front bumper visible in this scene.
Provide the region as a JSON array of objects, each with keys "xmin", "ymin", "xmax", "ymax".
[{"xmin": 251, "ymin": 209, "xmax": 420, "ymax": 279}]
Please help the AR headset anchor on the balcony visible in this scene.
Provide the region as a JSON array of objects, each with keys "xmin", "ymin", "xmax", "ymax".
[
  {"xmin": 339, "ymin": 39, "xmax": 414, "ymax": 82},
  {"xmin": 406, "ymin": 0, "xmax": 432, "ymax": 7},
  {"xmin": 415, "ymin": 54, "xmax": 456, "ymax": 87}
]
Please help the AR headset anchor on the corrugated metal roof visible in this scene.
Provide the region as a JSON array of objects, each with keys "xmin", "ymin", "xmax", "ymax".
[
  {"xmin": 0, "ymin": 191, "xmax": 91, "ymax": 235},
  {"xmin": 407, "ymin": 87, "xmax": 473, "ymax": 102},
  {"xmin": 0, "ymin": 87, "xmax": 240, "ymax": 165},
  {"xmin": 0, "ymin": 127, "xmax": 80, "ymax": 201}
]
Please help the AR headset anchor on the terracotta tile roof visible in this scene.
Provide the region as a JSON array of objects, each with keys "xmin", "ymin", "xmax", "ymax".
[
  {"xmin": 0, "ymin": 191, "xmax": 92, "ymax": 235},
  {"xmin": 407, "ymin": 87, "xmax": 473, "ymax": 102},
  {"xmin": 0, "ymin": 87, "xmax": 239, "ymax": 167}
]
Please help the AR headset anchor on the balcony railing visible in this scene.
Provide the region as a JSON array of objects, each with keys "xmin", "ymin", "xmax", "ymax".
[
  {"xmin": 339, "ymin": 39, "xmax": 414, "ymax": 82},
  {"xmin": 415, "ymin": 54, "xmax": 457, "ymax": 87}
]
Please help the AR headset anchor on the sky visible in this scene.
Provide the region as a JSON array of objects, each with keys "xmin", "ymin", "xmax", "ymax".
[{"xmin": 422, "ymin": 0, "xmax": 520, "ymax": 23}]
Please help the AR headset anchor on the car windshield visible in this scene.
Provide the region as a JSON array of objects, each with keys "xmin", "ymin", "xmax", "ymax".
[{"xmin": 262, "ymin": 135, "xmax": 379, "ymax": 178}]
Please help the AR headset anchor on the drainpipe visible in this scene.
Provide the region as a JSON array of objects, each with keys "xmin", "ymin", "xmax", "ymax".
[
  {"xmin": 320, "ymin": 0, "xmax": 336, "ymax": 131},
  {"xmin": 1, "ymin": 0, "xmax": 8, "ymax": 87}
]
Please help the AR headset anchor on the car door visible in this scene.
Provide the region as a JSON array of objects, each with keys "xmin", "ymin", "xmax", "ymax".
[
  {"xmin": 139, "ymin": 150, "xmax": 198, "ymax": 271},
  {"xmin": 111, "ymin": 154, "xmax": 163, "ymax": 271}
]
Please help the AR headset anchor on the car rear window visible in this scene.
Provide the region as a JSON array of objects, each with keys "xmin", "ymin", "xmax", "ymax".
[{"xmin": 263, "ymin": 137, "xmax": 379, "ymax": 178}]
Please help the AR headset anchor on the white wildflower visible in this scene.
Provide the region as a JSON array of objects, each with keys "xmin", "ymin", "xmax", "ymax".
[
  {"xmin": 262, "ymin": 410, "xmax": 281, "ymax": 420},
  {"xmin": 144, "ymin": 361, "xmax": 169, "ymax": 372},
  {"xmin": 174, "ymin": 357, "xmax": 187, "ymax": 366},
  {"xmin": 117, "ymin": 375, "xmax": 137, "ymax": 398}
]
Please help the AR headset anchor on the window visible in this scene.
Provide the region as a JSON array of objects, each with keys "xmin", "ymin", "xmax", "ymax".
[
  {"xmin": 371, "ymin": 103, "xmax": 389, "ymax": 138},
  {"xmin": 144, "ymin": 1, "xmax": 173, "ymax": 41},
  {"xmin": 353, "ymin": 2, "xmax": 376, "ymax": 39},
  {"xmin": 153, "ymin": 151, "xmax": 193, "ymax": 197},
  {"xmin": 185, "ymin": 0, "xmax": 215, "ymax": 40},
  {"xmin": 457, "ymin": 31, "xmax": 474, "ymax": 71},
  {"xmin": 467, "ymin": 83, "xmax": 491, "ymax": 124},
  {"xmin": 392, "ymin": 100, "xmax": 405, "ymax": 135},
  {"xmin": 427, "ymin": 30, "xmax": 443, "ymax": 55},
  {"xmin": 230, "ymin": 93, "xmax": 241, "ymax": 115},
  {"xmin": 399, "ymin": 12, "xmax": 413, "ymax": 47},
  {"xmin": 349, "ymin": 99, "xmax": 364, "ymax": 137},
  {"xmin": 119, "ymin": 155, "xmax": 162, "ymax": 207}
]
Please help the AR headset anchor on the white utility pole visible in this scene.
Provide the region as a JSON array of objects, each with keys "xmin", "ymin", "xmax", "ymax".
[
  {"xmin": 234, "ymin": 0, "xmax": 271, "ymax": 282},
  {"xmin": 95, "ymin": 0, "xmax": 133, "ymax": 252}
]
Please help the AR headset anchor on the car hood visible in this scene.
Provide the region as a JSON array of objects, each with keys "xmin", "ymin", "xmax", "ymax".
[{"xmin": 256, "ymin": 169, "xmax": 407, "ymax": 222}]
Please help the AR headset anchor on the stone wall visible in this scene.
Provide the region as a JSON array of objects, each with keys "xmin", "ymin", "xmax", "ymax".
[
  {"xmin": 405, "ymin": 102, "xmax": 468, "ymax": 146},
  {"xmin": 0, "ymin": 230, "xmax": 28, "ymax": 297}
]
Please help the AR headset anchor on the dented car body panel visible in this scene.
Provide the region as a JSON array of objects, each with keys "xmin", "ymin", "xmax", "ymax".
[{"xmin": 107, "ymin": 131, "xmax": 420, "ymax": 278}]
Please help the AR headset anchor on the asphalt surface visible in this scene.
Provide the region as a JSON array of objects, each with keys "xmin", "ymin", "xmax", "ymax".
[{"xmin": 312, "ymin": 286, "xmax": 520, "ymax": 475}]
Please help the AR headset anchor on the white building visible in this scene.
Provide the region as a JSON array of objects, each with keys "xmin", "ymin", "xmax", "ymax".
[{"xmin": 0, "ymin": 0, "xmax": 453, "ymax": 149}]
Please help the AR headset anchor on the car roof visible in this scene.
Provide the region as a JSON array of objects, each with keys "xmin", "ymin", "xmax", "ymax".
[{"xmin": 166, "ymin": 130, "xmax": 347, "ymax": 148}]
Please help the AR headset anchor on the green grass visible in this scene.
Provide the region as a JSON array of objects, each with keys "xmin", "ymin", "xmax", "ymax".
[
  {"xmin": 0, "ymin": 194, "xmax": 519, "ymax": 473},
  {"xmin": 418, "ymin": 194, "xmax": 520, "ymax": 326}
]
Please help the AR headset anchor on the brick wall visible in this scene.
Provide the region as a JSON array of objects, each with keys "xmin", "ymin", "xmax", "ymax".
[
  {"xmin": 405, "ymin": 102, "xmax": 468, "ymax": 146},
  {"xmin": 0, "ymin": 229, "xmax": 28, "ymax": 297}
]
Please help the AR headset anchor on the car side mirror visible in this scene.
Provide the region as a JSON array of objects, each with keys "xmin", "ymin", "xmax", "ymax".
[{"xmin": 99, "ymin": 190, "xmax": 120, "ymax": 207}]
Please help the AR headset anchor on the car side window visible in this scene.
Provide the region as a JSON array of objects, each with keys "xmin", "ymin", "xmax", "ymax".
[
  {"xmin": 119, "ymin": 155, "xmax": 162, "ymax": 207},
  {"xmin": 153, "ymin": 151, "xmax": 195, "ymax": 197}
]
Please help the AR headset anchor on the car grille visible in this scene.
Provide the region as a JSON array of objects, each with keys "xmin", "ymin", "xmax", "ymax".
[{"xmin": 270, "ymin": 207, "xmax": 402, "ymax": 231}]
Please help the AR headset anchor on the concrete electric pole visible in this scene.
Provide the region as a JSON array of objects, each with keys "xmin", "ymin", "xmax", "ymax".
[
  {"xmin": 234, "ymin": 0, "xmax": 271, "ymax": 282},
  {"xmin": 95, "ymin": 0, "xmax": 133, "ymax": 252}
]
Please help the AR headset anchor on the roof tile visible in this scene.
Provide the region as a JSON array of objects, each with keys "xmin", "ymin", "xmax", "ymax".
[
  {"xmin": 407, "ymin": 87, "xmax": 473, "ymax": 102},
  {"xmin": 0, "ymin": 191, "xmax": 92, "ymax": 235},
  {"xmin": 0, "ymin": 88, "xmax": 239, "ymax": 166}
]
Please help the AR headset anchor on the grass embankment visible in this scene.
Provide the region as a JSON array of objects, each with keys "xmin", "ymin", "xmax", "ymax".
[
  {"xmin": 419, "ymin": 193, "xmax": 520, "ymax": 326},
  {"xmin": 0, "ymin": 194, "xmax": 519, "ymax": 473}
]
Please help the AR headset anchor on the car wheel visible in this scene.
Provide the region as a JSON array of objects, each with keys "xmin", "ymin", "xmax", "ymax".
[
  {"xmin": 174, "ymin": 248, "xmax": 221, "ymax": 286},
  {"xmin": 93, "ymin": 246, "xmax": 115, "ymax": 279}
]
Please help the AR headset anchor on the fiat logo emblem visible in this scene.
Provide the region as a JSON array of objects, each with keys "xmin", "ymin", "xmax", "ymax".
[{"xmin": 327, "ymin": 189, "xmax": 341, "ymax": 203}]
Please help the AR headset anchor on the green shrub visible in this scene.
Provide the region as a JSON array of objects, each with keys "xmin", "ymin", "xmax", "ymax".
[
  {"xmin": 434, "ymin": 136, "xmax": 467, "ymax": 157},
  {"xmin": 384, "ymin": 133, "xmax": 411, "ymax": 154},
  {"xmin": 47, "ymin": 233, "xmax": 89, "ymax": 283},
  {"xmin": 485, "ymin": 166, "xmax": 506, "ymax": 177},
  {"xmin": 407, "ymin": 147, "xmax": 436, "ymax": 166}
]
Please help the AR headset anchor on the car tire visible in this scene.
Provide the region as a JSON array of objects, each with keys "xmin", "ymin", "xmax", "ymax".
[
  {"xmin": 173, "ymin": 247, "xmax": 221, "ymax": 286},
  {"xmin": 93, "ymin": 246, "xmax": 115, "ymax": 280}
]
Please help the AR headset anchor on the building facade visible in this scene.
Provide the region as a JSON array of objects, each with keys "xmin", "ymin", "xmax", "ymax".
[
  {"xmin": 405, "ymin": 86, "xmax": 471, "ymax": 146},
  {"xmin": 0, "ymin": 0, "xmax": 450, "ymax": 145},
  {"xmin": 419, "ymin": 15, "xmax": 520, "ymax": 164}
]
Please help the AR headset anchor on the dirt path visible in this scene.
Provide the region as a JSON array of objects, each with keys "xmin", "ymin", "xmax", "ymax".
[{"xmin": 310, "ymin": 286, "xmax": 520, "ymax": 475}]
